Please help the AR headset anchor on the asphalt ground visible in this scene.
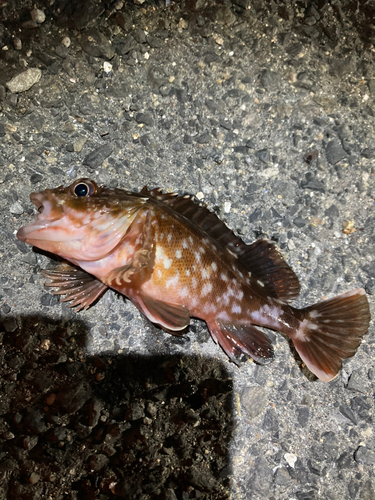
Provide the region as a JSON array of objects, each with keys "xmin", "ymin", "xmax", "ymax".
[{"xmin": 0, "ymin": 1, "xmax": 374, "ymax": 499}]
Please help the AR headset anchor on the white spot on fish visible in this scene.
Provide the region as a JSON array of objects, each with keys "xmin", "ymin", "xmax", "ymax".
[
  {"xmin": 205, "ymin": 304, "xmax": 216, "ymax": 314},
  {"xmin": 257, "ymin": 280, "xmax": 265, "ymax": 287},
  {"xmin": 182, "ymin": 239, "xmax": 188, "ymax": 249},
  {"xmin": 185, "ymin": 269, "xmax": 190, "ymax": 277},
  {"xmin": 163, "ymin": 257, "xmax": 172, "ymax": 269},
  {"xmin": 238, "ymin": 290, "xmax": 244, "ymax": 301},
  {"xmin": 156, "ymin": 246, "xmax": 164, "ymax": 260},
  {"xmin": 167, "ymin": 233, "xmax": 172, "ymax": 243},
  {"xmin": 189, "ymin": 236, "xmax": 194, "ymax": 244},
  {"xmin": 201, "ymin": 283, "xmax": 213, "ymax": 296},
  {"xmin": 211, "ymin": 262, "xmax": 218, "ymax": 272},
  {"xmin": 294, "ymin": 319, "xmax": 311, "ymax": 342},
  {"xmin": 217, "ymin": 311, "xmax": 231, "ymax": 322},
  {"xmin": 175, "ymin": 249, "xmax": 182, "ymax": 259},
  {"xmin": 180, "ymin": 287, "xmax": 189, "ymax": 298},
  {"xmin": 199, "ymin": 246, "xmax": 205, "ymax": 254},
  {"xmin": 231, "ymin": 304, "xmax": 242, "ymax": 314},
  {"xmin": 202, "ymin": 268, "xmax": 210, "ymax": 280},
  {"xmin": 194, "ymin": 252, "xmax": 201, "ymax": 263},
  {"xmin": 192, "ymin": 277, "xmax": 198, "ymax": 288},
  {"xmin": 166, "ymin": 274, "xmax": 179, "ymax": 288},
  {"xmin": 309, "ymin": 310, "xmax": 321, "ymax": 319},
  {"xmin": 220, "ymin": 273, "xmax": 228, "ymax": 282}
]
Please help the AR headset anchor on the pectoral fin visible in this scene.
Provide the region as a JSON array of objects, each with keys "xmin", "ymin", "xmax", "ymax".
[
  {"xmin": 136, "ymin": 293, "xmax": 190, "ymax": 332},
  {"xmin": 42, "ymin": 264, "xmax": 108, "ymax": 311}
]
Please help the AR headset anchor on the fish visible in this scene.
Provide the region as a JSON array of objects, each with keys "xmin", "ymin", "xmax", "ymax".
[{"xmin": 17, "ymin": 178, "xmax": 371, "ymax": 382}]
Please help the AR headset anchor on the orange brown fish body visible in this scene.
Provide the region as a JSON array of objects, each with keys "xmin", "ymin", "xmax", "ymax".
[{"xmin": 17, "ymin": 179, "xmax": 371, "ymax": 382}]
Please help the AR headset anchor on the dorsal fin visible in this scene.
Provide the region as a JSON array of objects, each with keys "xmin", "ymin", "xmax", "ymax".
[
  {"xmin": 141, "ymin": 187, "xmax": 300, "ymax": 303},
  {"xmin": 140, "ymin": 186, "xmax": 248, "ymax": 255},
  {"xmin": 238, "ymin": 239, "xmax": 300, "ymax": 303}
]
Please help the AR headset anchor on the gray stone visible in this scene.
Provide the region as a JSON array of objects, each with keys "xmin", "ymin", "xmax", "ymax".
[
  {"xmin": 240, "ymin": 386, "xmax": 268, "ymax": 418},
  {"xmin": 293, "ymin": 217, "xmax": 306, "ymax": 228},
  {"xmin": 80, "ymin": 28, "xmax": 115, "ymax": 60},
  {"xmin": 339, "ymin": 404, "xmax": 357, "ymax": 424},
  {"xmin": 365, "ymin": 279, "xmax": 375, "ymax": 295},
  {"xmin": 354, "ymin": 446, "xmax": 375, "ymax": 465},
  {"xmin": 361, "ymin": 148, "xmax": 375, "ymax": 159},
  {"xmin": 9, "ymin": 202, "xmax": 24, "ymax": 215},
  {"xmin": 296, "ymin": 407, "xmax": 310, "ymax": 427},
  {"xmin": 259, "ymin": 69, "xmax": 279, "ymax": 89},
  {"xmin": 246, "ymin": 457, "xmax": 273, "ymax": 496},
  {"xmin": 325, "ymin": 140, "xmax": 347, "ymax": 164},
  {"xmin": 6, "ymin": 68, "xmax": 42, "ymax": 93},
  {"xmin": 330, "ymin": 58, "xmax": 355, "ymax": 78},
  {"xmin": 301, "ymin": 177, "xmax": 325, "ymax": 193},
  {"xmin": 83, "ymin": 144, "xmax": 113, "ymax": 169},
  {"xmin": 347, "ymin": 371, "xmax": 367, "ymax": 393},
  {"xmin": 274, "ymin": 466, "xmax": 291, "ymax": 486},
  {"xmin": 135, "ymin": 113, "xmax": 154, "ymax": 126},
  {"xmin": 196, "ymin": 132, "xmax": 211, "ymax": 144},
  {"xmin": 263, "ymin": 408, "xmax": 279, "ymax": 432},
  {"xmin": 325, "ymin": 205, "xmax": 339, "ymax": 218}
]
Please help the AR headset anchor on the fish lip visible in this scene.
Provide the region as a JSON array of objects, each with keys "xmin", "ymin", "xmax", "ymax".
[{"xmin": 16, "ymin": 193, "xmax": 57, "ymax": 242}]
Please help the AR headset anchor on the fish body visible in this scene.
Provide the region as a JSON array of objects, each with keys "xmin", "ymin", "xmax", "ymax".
[{"xmin": 17, "ymin": 179, "xmax": 371, "ymax": 382}]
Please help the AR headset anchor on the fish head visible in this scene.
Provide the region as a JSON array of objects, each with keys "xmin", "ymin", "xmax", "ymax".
[{"xmin": 17, "ymin": 178, "xmax": 146, "ymax": 261}]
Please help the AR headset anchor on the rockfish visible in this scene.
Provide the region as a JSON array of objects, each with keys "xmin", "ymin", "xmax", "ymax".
[{"xmin": 17, "ymin": 178, "xmax": 371, "ymax": 382}]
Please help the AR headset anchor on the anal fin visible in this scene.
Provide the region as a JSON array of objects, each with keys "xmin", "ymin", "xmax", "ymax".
[
  {"xmin": 42, "ymin": 264, "xmax": 108, "ymax": 312},
  {"xmin": 207, "ymin": 320, "xmax": 274, "ymax": 365}
]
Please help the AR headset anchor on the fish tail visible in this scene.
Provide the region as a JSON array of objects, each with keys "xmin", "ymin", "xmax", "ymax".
[{"xmin": 290, "ymin": 289, "xmax": 370, "ymax": 382}]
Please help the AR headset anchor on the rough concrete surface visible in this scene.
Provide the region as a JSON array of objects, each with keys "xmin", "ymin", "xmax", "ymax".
[{"xmin": 0, "ymin": 1, "xmax": 374, "ymax": 499}]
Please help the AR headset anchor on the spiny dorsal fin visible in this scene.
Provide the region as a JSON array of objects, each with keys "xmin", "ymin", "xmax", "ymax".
[
  {"xmin": 141, "ymin": 186, "xmax": 248, "ymax": 255},
  {"xmin": 141, "ymin": 187, "xmax": 300, "ymax": 302}
]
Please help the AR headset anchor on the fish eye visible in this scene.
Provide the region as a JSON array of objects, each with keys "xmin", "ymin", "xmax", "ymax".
[
  {"xmin": 70, "ymin": 179, "xmax": 97, "ymax": 197},
  {"xmin": 74, "ymin": 183, "xmax": 89, "ymax": 197}
]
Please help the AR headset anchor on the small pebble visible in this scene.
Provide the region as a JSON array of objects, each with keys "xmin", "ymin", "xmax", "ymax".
[
  {"xmin": 31, "ymin": 8, "xmax": 46, "ymax": 24},
  {"xmin": 61, "ymin": 36, "xmax": 71, "ymax": 48},
  {"xmin": 284, "ymin": 453, "xmax": 297, "ymax": 468},
  {"xmin": 10, "ymin": 202, "xmax": 24, "ymax": 215}
]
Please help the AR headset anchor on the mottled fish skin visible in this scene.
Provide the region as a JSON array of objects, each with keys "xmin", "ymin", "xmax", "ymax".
[{"xmin": 17, "ymin": 179, "xmax": 371, "ymax": 382}]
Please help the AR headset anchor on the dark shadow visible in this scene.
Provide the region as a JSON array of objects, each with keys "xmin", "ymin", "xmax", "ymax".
[{"xmin": 0, "ymin": 315, "xmax": 233, "ymax": 500}]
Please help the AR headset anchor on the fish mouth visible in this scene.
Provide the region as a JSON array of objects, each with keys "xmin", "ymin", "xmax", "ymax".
[{"xmin": 16, "ymin": 193, "xmax": 58, "ymax": 242}]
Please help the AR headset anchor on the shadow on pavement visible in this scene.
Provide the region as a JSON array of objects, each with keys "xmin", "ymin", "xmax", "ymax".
[{"xmin": 0, "ymin": 315, "xmax": 233, "ymax": 500}]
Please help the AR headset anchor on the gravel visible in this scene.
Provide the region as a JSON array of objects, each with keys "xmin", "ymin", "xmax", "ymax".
[{"xmin": 0, "ymin": 0, "xmax": 374, "ymax": 499}]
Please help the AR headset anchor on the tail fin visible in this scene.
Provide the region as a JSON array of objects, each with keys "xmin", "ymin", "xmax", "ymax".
[{"xmin": 291, "ymin": 289, "xmax": 371, "ymax": 382}]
